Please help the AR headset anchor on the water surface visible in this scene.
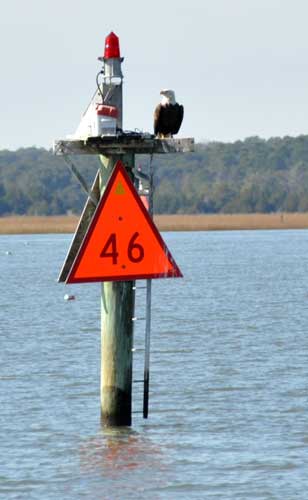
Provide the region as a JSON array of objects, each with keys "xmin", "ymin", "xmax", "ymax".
[{"xmin": 1, "ymin": 230, "xmax": 308, "ymax": 499}]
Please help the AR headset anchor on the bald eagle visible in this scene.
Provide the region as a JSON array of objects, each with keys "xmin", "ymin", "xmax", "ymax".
[{"xmin": 154, "ymin": 89, "xmax": 184, "ymax": 138}]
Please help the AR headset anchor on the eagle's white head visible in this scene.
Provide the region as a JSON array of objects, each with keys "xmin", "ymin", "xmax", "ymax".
[{"xmin": 160, "ymin": 89, "xmax": 176, "ymax": 106}]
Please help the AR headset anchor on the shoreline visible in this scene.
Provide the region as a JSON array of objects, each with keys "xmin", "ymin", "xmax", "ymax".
[{"xmin": 1, "ymin": 213, "xmax": 308, "ymax": 234}]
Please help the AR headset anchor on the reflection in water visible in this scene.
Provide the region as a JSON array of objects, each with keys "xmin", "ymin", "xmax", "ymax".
[{"xmin": 79, "ymin": 427, "xmax": 165, "ymax": 478}]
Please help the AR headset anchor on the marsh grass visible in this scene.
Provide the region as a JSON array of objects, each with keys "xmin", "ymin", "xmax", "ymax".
[
  {"xmin": 1, "ymin": 213, "xmax": 308, "ymax": 235},
  {"xmin": 155, "ymin": 213, "xmax": 308, "ymax": 231},
  {"xmin": 0, "ymin": 216, "xmax": 79, "ymax": 234}
]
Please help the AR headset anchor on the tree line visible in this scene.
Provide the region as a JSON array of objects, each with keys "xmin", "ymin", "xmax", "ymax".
[{"xmin": 1, "ymin": 135, "xmax": 308, "ymax": 216}]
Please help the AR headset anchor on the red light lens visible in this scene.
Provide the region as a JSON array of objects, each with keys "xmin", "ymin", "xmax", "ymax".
[{"xmin": 104, "ymin": 32, "xmax": 120, "ymax": 59}]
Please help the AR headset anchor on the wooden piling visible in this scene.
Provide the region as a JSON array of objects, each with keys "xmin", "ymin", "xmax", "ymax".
[{"xmin": 99, "ymin": 153, "xmax": 135, "ymax": 426}]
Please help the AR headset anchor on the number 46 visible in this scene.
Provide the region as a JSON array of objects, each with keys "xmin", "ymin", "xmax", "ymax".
[{"xmin": 100, "ymin": 232, "xmax": 145, "ymax": 265}]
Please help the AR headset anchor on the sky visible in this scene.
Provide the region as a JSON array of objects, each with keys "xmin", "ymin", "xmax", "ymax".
[{"xmin": 1, "ymin": 0, "xmax": 308, "ymax": 150}]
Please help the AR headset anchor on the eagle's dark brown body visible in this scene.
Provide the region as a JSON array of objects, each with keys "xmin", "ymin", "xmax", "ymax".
[{"xmin": 154, "ymin": 102, "xmax": 184, "ymax": 137}]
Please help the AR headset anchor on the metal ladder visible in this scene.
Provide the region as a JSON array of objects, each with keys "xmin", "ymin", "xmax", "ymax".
[
  {"xmin": 132, "ymin": 279, "xmax": 152, "ymax": 418},
  {"xmin": 132, "ymin": 157, "xmax": 153, "ymax": 418}
]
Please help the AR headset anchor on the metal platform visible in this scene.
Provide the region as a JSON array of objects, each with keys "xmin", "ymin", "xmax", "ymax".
[{"xmin": 53, "ymin": 134, "xmax": 194, "ymax": 156}]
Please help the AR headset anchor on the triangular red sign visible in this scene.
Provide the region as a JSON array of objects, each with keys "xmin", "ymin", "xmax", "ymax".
[{"xmin": 66, "ymin": 161, "xmax": 182, "ymax": 283}]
